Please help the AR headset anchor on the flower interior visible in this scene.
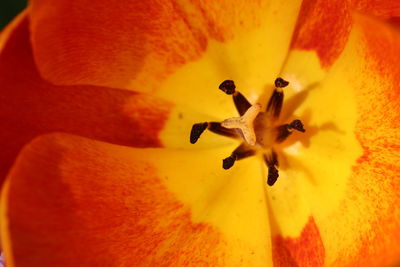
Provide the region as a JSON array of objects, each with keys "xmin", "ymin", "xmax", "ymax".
[{"xmin": 190, "ymin": 77, "xmax": 306, "ymax": 186}]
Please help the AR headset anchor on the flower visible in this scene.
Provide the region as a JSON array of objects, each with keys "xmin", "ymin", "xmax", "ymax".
[{"xmin": 1, "ymin": 0, "xmax": 400, "ymax": 266}]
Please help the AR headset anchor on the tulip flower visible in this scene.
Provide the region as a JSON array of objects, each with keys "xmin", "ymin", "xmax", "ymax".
[{"xmin": 1, "ymin": 0, "xmax": 400, "ymax": 266}]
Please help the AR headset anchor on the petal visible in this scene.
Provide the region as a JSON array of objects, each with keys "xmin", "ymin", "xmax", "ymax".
[
  {"xmin": 0, "ymin": 16, "xmax": 174, "ymax": 182},
  {"xmin": 272, "ymin": 217, "xmax": 324, "ymax": 267},
  {"xmin": 272, "ymin": 14, "xmax": 400, "ymax": 266},
  {"xmin": 291, "ymin": 0, "xmax": 400, "ymax": 69},
  {"xmin": 28, "ymin": 0, "xmax": 303, "ymax": 112},
  {"xmin": 352, "ymin": 0, "xmax": 400, "ymax": 19},
  {"xmin": 0, "ymin": 9, "xmax": 27, "ymax": 49},
  {"xmin": 2, "ymin": 133, "xmax": 272, "ymax": 266},
  {"xmin": 143, "ymin": 0, "xmax": 303, "ymax": 117},
  {"xmin": 290, "ymin": 0, "xmax": 352, "ymax": 68}
]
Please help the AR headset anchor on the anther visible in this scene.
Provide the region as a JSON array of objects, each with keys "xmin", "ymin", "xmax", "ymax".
[
  {"xmin": 223, "ymin": 154, "xmax": 237, "ymax": 169},
  {"xmin": 190, "ymin": 122, "xmax": 208, "ymax": 144},
  {"xmin": 274, "ymin": 77, "xmax": 289, "ymax": 88},
  {"xmin": 276, "ymin": 119, "xmax": 306, "ymax": 143},
  {"xmin": 288, "ymin": 119, "xmax": 305, "ymax": 132},
  {"xmin": 267, "ymin": 165, "xmax": 279, "ymax": 186},
  {"xmin": 219, "ymin": 80, "xmax": 236, "ymax": 95},
  {"xmin": 190, "ymin": 122, "xmax": 238, "ymax": 144},
  {"xmin": 264, "ymin": 151, "xmax": 279, "ymax": 186}
]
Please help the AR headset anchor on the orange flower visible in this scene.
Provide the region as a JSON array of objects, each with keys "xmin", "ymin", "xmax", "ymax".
[{"xmin": 1, "ymin": 1, "xmax": 400, "ymax": 266}]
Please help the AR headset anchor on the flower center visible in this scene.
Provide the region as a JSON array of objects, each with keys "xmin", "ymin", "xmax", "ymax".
[{"xmin": 190, "ymin": 78, "xmax": 305, "ymax": 186}]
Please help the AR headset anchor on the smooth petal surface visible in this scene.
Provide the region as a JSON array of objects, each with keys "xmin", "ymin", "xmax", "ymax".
[
  {"xmin": 271, "ymin": 13, "xmax": 400, "ymax": 267},
  {"xmin": 0, "ymin": 15, "xmax": 174, "ymax": 183},
  {"xmin": 2, "ymin": 133, "xmax": 272, "ymax": 266}
]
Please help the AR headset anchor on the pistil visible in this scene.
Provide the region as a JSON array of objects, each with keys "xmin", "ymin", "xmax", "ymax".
[{"xmin": 221, "ymin": 103, "xmax": 261, "ymax": 146}]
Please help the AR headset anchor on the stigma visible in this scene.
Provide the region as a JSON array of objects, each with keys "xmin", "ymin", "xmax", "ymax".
[
  {"xmin": 221, "ymin": 103, "xmax": 261, "ymax": 146},
  {"xmin": 189, "ymin": 78, "xmax": 306, "ymax": 186}
]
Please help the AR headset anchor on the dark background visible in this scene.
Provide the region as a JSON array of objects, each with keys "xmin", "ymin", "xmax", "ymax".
[{"xmin": 1, "ymin": 0, "xmax": 27, "ymax": 29}]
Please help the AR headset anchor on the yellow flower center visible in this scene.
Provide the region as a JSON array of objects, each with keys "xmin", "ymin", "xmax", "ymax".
[{"xmin": 190, "ymin": 78, "xmax": 306, "ymax": 186}]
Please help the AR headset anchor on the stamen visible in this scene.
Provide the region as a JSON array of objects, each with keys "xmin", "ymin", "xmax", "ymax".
[
  {"xmin": 288, "ymin": 119, "xmax": 305, "ymax": 132},
  {"xmin": 222, "ymin": 143, "xmax": 256, "ymax": 170},
  {"xmin": 208, "ymin": 122, "xmax": 239, "ymax": 138},
  {"xmin": 190, "ymin": 122, "xmax": 208, "ymax": 144},
  {"xmin": 275, "ymin": 77, "xmax": 289, "ymax": 88},
  {"xmin": 221, "ymin": 104, "xmax": 262, "ymax": 146},
  {"xmin": 223, "ymin": 154, "xmax": 237, "ymax": 169},
  {"xmin": 267, "ymin": 165, "xmax": 279, "ymax": 186},
  {"xmin": 218, "ymin": 80, "xmax": 251, "ymax": 116},
  {"xmin": 264, "ymin": 151, "xmax": 279, "ymax": 186},
  {"xmin": 275, "ymin": 119, "xmax": 306, "ymax": 143},
  {"xmin": 219, "ymin": 80, "xmax": 236, "ymax": 95},
  {"xmin": 264, "ymin": 150, "xmax": 278, "ymax": 166},
  {"xmin": 266, "ymin": 77, "xmax": 289, "ymax": 118},
  {"xmin": 233, "ymin": 92, "xmax": 252, "ymax": 116},
  {"xmin": 190, "ymin": 122, "xmax": 238, "ymax": 144}
]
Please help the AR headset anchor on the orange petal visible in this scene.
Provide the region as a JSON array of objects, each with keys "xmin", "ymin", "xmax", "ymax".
[
  {"xmin": 272, "ymin": 217, "xmax": 324, "ymax": 267},
  {"xmin": 274, "ymin": 14, "xmax": 400, "ymax": 266},
  {"xmin": 290, "ymin": 0, "xmax": 352, "ymax": 68},
  {"xmin": 0, "ymin": 16, "xmax": 173, "ymax": 183},
  {"xmin": 352, "ymin": 0, "xmax": 400, "ymax": 19},
  {"xmin": 2, "ymin": 133, "xmax": 272, "ymax": 266},
  {"xmin": 337, "ymin": 14, "xmax": 400, "ymax": 267},
  {"xmin": 291, "ymin": 0, "xmax": 400, "ymax": 69},
  {"xmin": 28, "ymin": 0, "xmax": 274, "ymax": 90}
]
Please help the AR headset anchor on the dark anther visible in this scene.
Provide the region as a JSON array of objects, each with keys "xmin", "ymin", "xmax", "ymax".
[
  {"xmin": 233, "ymin": 92, "xmax": 252, "ymax": 116},
  {"xmin": 223, "ymin": 154, "xmax": 237, "ymax": 169},
  {"xmin": 222, "ymin": 143, "xmax": 256, "ymax": 170},
  {"xmin": 266, "ymin": 89, "xmax": 284, "ymax": 118},
  {"xmin": 274, "ymin": 77, "xmax": 289, "ymax": 88},
  {"xmin": 190, "ymin": 122, "xmax": 208, "ymax": 144},
  {"xmin": 288, "ymin": 119, "xmax": 305, "ymax": 132},
  {"xmin": 267, "ymin": 165, "xmax": 279, "ymax": 186},
  {"xmin": 276, "ymin": 119, "xmax": 306, "ymax": 143},
  {"xmin": 219, "ymin": 80, "xmax": 236, "ymax": 95},
  {"xmin": 264, "ymin": 152, "xmax": 279, "ymax": 186}
]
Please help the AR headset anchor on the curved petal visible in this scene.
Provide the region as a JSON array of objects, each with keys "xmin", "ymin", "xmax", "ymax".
[
  {"xmin": 272, "ymin": 14, "xmax": 400, "ymax": 267},
  {"xmin": 0, "ymin": 9, "xmax": 27, "ymax": 49},
  {"xmin": 2, "ymin": 133, "xmax": 272, "ymax": 266},
  {"xmin": 0, "ymin": 16, "xmax": 174, "ymax": 183},
  {"xmin": 290, "ymin": 0, "xmax": 352, "ymax": 68},
  {"xmin": 291, "ymin": 0, "xmax": 400, "ymax": 69},
  {"xmin": 28, "ymin": 0, "xmax": 303, "ymax": 114}
]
